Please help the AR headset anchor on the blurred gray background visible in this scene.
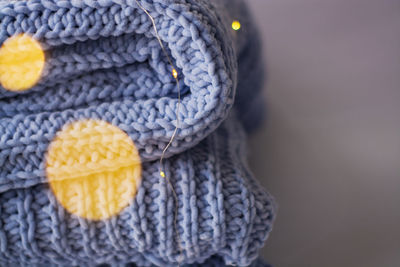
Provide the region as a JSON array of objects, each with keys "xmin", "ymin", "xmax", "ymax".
[{"xmin": 246, "ymin": 0, "xmax": 400, "ymax": 266}]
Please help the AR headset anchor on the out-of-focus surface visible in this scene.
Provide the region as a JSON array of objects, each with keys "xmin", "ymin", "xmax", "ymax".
[{"xmin": 246, "ymin": 0, "xmax": 400, "ymax": 266}]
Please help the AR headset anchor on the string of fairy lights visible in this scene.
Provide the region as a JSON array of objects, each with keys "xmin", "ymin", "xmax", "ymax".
[
  {"xmin": 133, "ymin": 0, "xmax": 185, "ymax": 264},
  {"xmin": 134, "ymin": 2, "xmax": 241, "ymax": 265}
]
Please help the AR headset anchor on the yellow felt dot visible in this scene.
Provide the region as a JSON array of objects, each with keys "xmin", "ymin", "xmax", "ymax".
[
  {"xmin": 232, "ymin": 20, "xmax": 241, "ymax": 31},
  {"xmin": 46, "ymin": 120, "xmax": 142, "ymax": 220},
  {"xmin": 0, "ymin": 34, "xmax": 45, "ymax": 91},
  {"xmin": 160, "ymin": 171, "xmax": 165, "ymax": 178}
]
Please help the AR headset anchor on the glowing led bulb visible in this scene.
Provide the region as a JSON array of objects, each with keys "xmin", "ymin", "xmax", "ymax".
[
  {"xmin": 232, "ymin": 20, "xmax": 241, "ymax": 31},
  {"xmin": 172, "ymin": 68, "xmax": 178, "ymax": 79}
]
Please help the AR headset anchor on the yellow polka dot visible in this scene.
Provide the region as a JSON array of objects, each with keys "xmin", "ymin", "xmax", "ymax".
[
  {"xmin": 46, "ymin": 120, "xmax": 142, "ymax": 220},
  {"xmin": 232, "ymin": 20, "xmax": 241, "ymax": 31},
  {"xmin": 0, "ymin": 34, "xmax": 45, "ymax": 91}
]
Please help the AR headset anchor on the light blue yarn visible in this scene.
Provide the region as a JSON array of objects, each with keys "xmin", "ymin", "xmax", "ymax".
[
  {"xmin": 112, "ymin": 255, "xmax": 272, "ymax": 267},
  {"xmin": 0, "ymin": 114, "xmax": 275, "ymax": 266},
  {"xmin": 0, "ymin": 0, "xmax": 275, "ymax": 266},
  {"xmin": 0, "ymin": 0, "xmax": 239, "ymax": 161},
  {"xmin": 35, "ymin": 255, "xmax": 272, "ymax": 267}
]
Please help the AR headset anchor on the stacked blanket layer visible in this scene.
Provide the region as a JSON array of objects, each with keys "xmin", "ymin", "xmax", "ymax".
[{"xmin": 0, "ymin": 0, "xmax": 275, "ymax": 266}]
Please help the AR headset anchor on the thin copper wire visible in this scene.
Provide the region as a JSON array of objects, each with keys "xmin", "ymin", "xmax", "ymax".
[{"xmin": 134, "ymin": 1, "xmax": 183, "ymax": 265}]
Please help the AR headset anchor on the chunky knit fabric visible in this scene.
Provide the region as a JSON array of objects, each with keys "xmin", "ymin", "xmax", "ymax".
[
  {"xmin": 0, "ymin": 0, "xmax": 275, "ymax": 266},
  {"xmin": 0, "ymin": 0, "xmax": 242, "ymax": 161},
  {"xmin": 127, "ymin": 255, "xmax": 272, "ymax": 267},
  {"xmin": 0, "ymin": 114, "xmax": 275, "ymax": 266}
]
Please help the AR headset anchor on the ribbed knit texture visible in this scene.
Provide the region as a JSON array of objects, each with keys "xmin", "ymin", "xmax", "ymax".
[
  {"xmin": 0, "ymin": 114, "xmax": 275, "ymax": 266},
  {"xmin": 121, "ymin": 255, "xmax": 272, "ymax": 267},
  {"xmin": 0, "ymin": 0, "xmax": 275, "ymax": 266}
]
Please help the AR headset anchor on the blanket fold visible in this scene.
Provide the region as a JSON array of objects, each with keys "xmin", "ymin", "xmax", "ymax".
[
  {"xmin": 0, "ymin": 114, "xmax": 275, "ymax": 266},
  {"xmin": 0, "ymin": 0, "xmax": 275, "ymax": 266},
  {"xmin": 0, "ymin": 0, "xmax": 238, "ymax": 160}
]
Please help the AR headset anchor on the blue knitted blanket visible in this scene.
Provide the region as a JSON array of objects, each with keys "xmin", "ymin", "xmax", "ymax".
[{"xmin": 0, "ymin": 0, "xmax": 275, "ymax": 266}]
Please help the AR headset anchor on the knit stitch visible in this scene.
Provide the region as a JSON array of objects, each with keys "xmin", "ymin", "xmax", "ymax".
[
  {"xmin": 0, "ymin": 114, "xmax": 275, "ymax": 266},
  {"xmin": 0, "ymin": 0, "xmax": 275, "ymax": 266},
  {"xmin": 0, "ymin": 0, "xmax": 239, "ymax": 161}
]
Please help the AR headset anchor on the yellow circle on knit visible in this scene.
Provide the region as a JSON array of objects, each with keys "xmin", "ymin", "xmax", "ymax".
[
  {"xmin": 0, "ymin": 34, "xmax": 45, "ymax": 91},
  {"xmin": 46, "ymin": 120, "xmax": 142, "ymax": 220}
]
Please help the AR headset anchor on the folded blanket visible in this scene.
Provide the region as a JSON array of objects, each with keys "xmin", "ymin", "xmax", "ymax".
[
  {"xmin": 0, "ymin": 114, "xmax": 275, "ymax": 266},
  {"xmin": 0, "ymin": 0, "xmax": 242, "ymax": 160},
  {"xmin": 0, "ymin": 0, "xmax": 275, "ymax": 266}
]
